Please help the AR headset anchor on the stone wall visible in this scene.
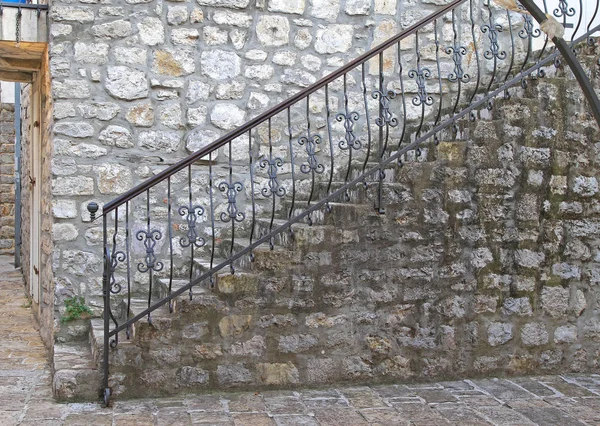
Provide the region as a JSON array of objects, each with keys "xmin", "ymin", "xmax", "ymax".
[
  {"xmin": 96, "ymin": 65, "xmax": 600, "ymax": 398},
  {"xmin": 0, "ymin": 103, "xmax": 15, "ymax": 255}
]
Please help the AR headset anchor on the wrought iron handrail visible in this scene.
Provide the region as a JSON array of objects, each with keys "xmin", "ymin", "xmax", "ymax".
[{"xmin": 90, "ymin": 0, "xmax": 600, "ymax": 405}]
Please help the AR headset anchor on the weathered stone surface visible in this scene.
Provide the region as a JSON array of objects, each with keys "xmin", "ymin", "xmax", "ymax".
[
  {"xmin": 96, "ymin": 164, "xmax": 133, "ymax": 195},
  {"xmin": 176, "ymin": 367, "xmax": 209, "ymax": 386},
  {"xmin": 346, "ymin": 0, "xmax": 370, "ymax": 14},
  {"xmin": 256, "ymin": 362, "xmax": 299, "ymax": 385},
  {"xmin": 126, "ymin": 102, "xmax": 155, "ymax": 127},
  {"xmin": 200, "ymin": 50, "xmax": 241, "ymax": 80},
  {"xmin": 554, "ymin": 325, "xmax": 577, "ymax": 343},
  {"xmin": 91, "ymin": 20, "xmax": 132, "ymax": 39},
  {"xmin": 219, "ymin": 315, "xmax": 253, "ymax": 337},
  {"xmin": 521, "ymin": 323, "xmax": 549, "ymax": 347},
  {"xmin": 217, "ymin": 364, "xmax": 252, "ymax": 387},
  {"xmin": 310, "ymin": 0, "xmax": 340, "ymax": 21},
  {"xmin": 52, "ymin": 177, "xmax": 94, "ymax": 196},
  {"xmin": 573, "ymin": 176, "xmax": 598, "ymax": 196},
  {"xmin": 74, "ymin": 42, "xmax": 109, "ymax": 64},
  {"xmin": 54, "ymin": 122, "xmax": 94, "ymax": 139},
  {"xmin": 105, "ymin": 66, "xmax": 149, "ymax": 100},
  {"xmin": 52, "ymin": 224, "xmax": 78, "ymax": 242},
  {"xmin": 197, "ymin": 0, "xmax": 251, "ymax": 8},
  {"xmin": 186, "ymin": 129, "xmax": 220, "ymax": 152},
  {"xmin": 488, "ymin": 322, "xmax": 513, "ymax": 346},
  {"xmin": 138, "ymin": 131, "xmax": 181, "ymax": 152},
  {"xmin": 210, "ymin": 104, "xmax": 246, "ymax": 130},
  {"xmin": 314, "ymin": 25, "xmax": 353, "ymax": 53},
  {"xmin": 541, "ymin": 286, "xmax": 569, "ymax": 317},
  {"xmin": 152, "ymin": 49, "xmax": 195, "ymax": 77},
  {"xmin": 53, "ymin": 80, "xmax": 91, "ymax": 99},
  {"xmin": 99, "ymin": 126, "xmax": 133, "ymax": 148},
  {"xmin": 51, "ymin": 6, "xmax": 94, "ymax": 23},
  {"xmin": 256, "ymin": 16, "xmax": 290, "ymax": 46},
  {"xmin": 114, "ymin": 47, "xmax": 148, "ymax": 66},
  {"xmin": 278, "ymin": 334, "xmax": 318, "ymax": 353},
  {"xmin": 138, "ymin": 17, "xmax": 165, "ymax": 45},
  {"xmin": 77, "ymin": 102, "xmax": 120, "ymax": 121}
]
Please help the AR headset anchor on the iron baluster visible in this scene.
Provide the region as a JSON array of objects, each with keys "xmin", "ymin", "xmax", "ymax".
[
  {"xmin": 572, "ymin": 0, "xmax": 583, "ymax": 42},
  {"xmin": 167, "ymin": 177, "xmax": 174, "ymax": 310},
  {"xmin": 125, "ymin": 202, "xmax": 131, "ymax": 339},
  {"xmin": 220, "ymin": 142, "xmax": 245, "ymax": 273},
  {"xmin": 325, "ymin": 84, "xmax": 335, "ymax": 210},
  {"xmin": 249, "ymin": 130, "xmax": 256, "ymax": 261},
  {"xmin": 372, "ymin": 90, "xmax": 398, "ymax": 126},
  {"xmin": 482, "ymin": 0, "xmax": 506, "ymax": 109},
  {"xmin": 468, "ymin": 0, "xmax": 482, "ymax": 121},
  {"xmin": 446, "ymin": 10, "xmax": 470, "ymax": 134},
  {"xmin": 518, "ymin": 7, "xmax": 541, "ymax": 89},
  {"xmin": 208, "ymin": 151, "xmax": 216, "ymax": 287},
  {"xmin": 433, "ymin": 20, "xmax": 444, "ymax": 143},
  {"xmin": 361, "ymin": 62, "xmax": 373, "ymax": 180},
  {"xmin": 286, "ymin": 108, "xmax": 297, "ymax": 234},
  {"xmin": 535, "ymin": 0, "xmax": 550, "ymax": 77},
  {"xmin": 408, "ymin": 30, "xmax": 434, "ymax": 109},
  {"xmin": 396, "ymin": 40, "xmax": 408, "ymax": 155},
  {"xmin": 587, "ymin": 0, "xmax": 599, "ymax": 45},
  {"xmin": 261, "ymin": 119, "xmax": 285, "ymax": 250},
  {"xmin": 503, "ymin": 8, "xmax": 516, "ymax": 99},
  {"xmin": 299, "ymin": 95, "xmax": 324, "ymax": 225},
  {"xmin": 554, "ymin": 0, "xmax": 575, "ymax": 30},
  {"xmin": 337, "ymin": 75, "xmax": 361, "ymax": 199}
]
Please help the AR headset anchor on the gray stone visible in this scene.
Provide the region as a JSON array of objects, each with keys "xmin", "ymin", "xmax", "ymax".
[
  {"xmin": 310, "ymin": 0, "xmax": 340, "ymax": 21},
  {"xmin": 554, "ymin": 325, "xmax": 577, "ymax": 343},
  {"xmin": 52, "ymin": 200, "xmax": 78, "ymax": 219},
  {"xmin": 521, "ymin": 323, "xmax": 549, "ymax": 347},
  {"xmin": 54, "ymin": 122, "xmax": 94, "ymax": 138},
  {"xmin": 197, "ymin": 0, "xmax": 251, "ymax": 8},
  {"xmin": 278, "ymin": 334, "xmax": 318, "ymax": 353},
  {"xmin": 269, "ymin": 0, "xmax": 305, "ymax": 14},
  {"xmin": 139, "ymin": 131, "xmax": 181, "ymax": 152},
  {"xmin": 171, "ymin": 28, "xmax": 200, "ymax": 46},
  {"xmin": 213, "ymin": 10, "xmax": 253, "ymax": 27},
  {"xmin": 541, "ymin": 286, "xmax": 569, "ymax": 317},
  {"xmin": 152, "ymin": 49, "xmax": 195, "ymax": 77},
  {"xmin": 186, "ymin": 129, "xmax": 220, "ymax": 152},
  {"xmin": 217, "ymin": 364, "xmax": 252, "ymax": 387},
  {"xmin": 53, "ymin": 80, "xmax": 91, "ymax": 99},
  {"xmin": 99, "ymin": 126, "xmax": 133, "ymax": 148},
  {"xmin": 256, "ymin": 16, "xmax": 290, "ymax": 46},
  {"xmin": 105, "ymin": 66, "xmax": 149, "ymax": 100},
  {"xmin": 187, "ymin": 80, "xmax": 211, "ymax": 103},
  {"xmin": 176, "ymin": 367, "xmax": 209, "ymax": 386},
  {"xmin": 51, "ymin": 6, "xmax": 95, "ymax": 23},
  {"xmin": 167, "ymin": 6, "xmax": 189, "ymax": 25},
  {"xmin": 210, "ymin": 104, "xmax": 246, "ymax": 130},
  {"xmin": 96, "ymin": 164, "xmax": 133, "ymax": 195},
  {"xmin": 74, "ymin": 42, "xmax": 109, "ymax": 64},
  {"xmin": 487, "ymin": 322, "xmax": 513, "ymax": 346},
  {"xmin": 501, "ymin": 297, "xmax": 533, "ymax": 317},
  {"xmin": 215, "ymin": 80, "xmax": 246, "ymax": 99},
  {"xmin": 52, "ymin": 224, "xmax": 78, "ymax": 242},
  {"xmin": 77, "ymin": 102, "xmax": 120, "ymax": 121},
  {"xmin": 187, "ymin": 106, "xmax": 207, "ymax": 127},
  {"xmin": 126, "ymin": 101, "xmax": 155, "ymax": 127},
  {"xmin": 61, "ymin": 250, "xmax": 100, "ymax": 276},
  {"xmin": 158, "ymin": 104, "xmax": 184, "ymax": 129},
  {"xmin": 314, "ymin": 25, "xmax": 353, "ymax": 53},
  {"xmin": 114, "ymin": 47, "xmax": 148, "ymax": 66},
  {"xmin": 91, "ymin": 20, "xmax": 132, "ymax": 39},
  {"xmin": 200, "ymin": 50, "xmax": 241, "ymax": 80},
  {"xmin": 515, "ymin": 249, "xmax": 545, "ymax": 268},
  {"xmin": 345, "ymin": 0, "xmax": 370, "ymax": 14},
  {"xmin": 573, "ymin": 176, "xmax": 599, "ymax": 197},
  {"xmin": 203, "ymin": 26, "xmax": 228, "ymax": 45},
  {"xmin": 294, "ymin": 28, "xmax": 313, "ymax": 50},
  {"xmin": 138, "ymin": 17, "xmax": 165, "ymax": 45},
  {"xmin": 280, "ymin": 69, "xmax": 316, "ymax": 87}
]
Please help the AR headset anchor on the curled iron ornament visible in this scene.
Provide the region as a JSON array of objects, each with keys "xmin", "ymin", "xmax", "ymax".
[
  {"xmin": 481, "ymin": 24, "xmax": 507, "ymax": 60},
  {"xmin": 136, "ymin": 229, "xmax": 164, "ymax": 273},
  {"xmin": 109, "ymin": 250, "xmax": 126, "ymax": 294},
  {"xmin": 218, "ymin": 181, "xmax": 245, "ymax": 223},
  {"xmin": 372, "ymin": 90, "xmax": 399, "ymax": 126},
  {"xmin": 178, "ymin": 205, "xmax": 206, "ymax": 248},
  {"xmin": 407, "ymin": 67, "xmax": 434, "ymax": 106},
  {"xmin": 336, "ymin": 111, "xmax": 361, "ymax": 150},
  {"xmin": 554, "ymin": 0, "xmax": 575, "ymax": 18},
  {"xmin": 519, "ymin": 14, "xmax": 541, "ymax": 39},
  {"xmin": 298, "ymin": 133, "xmax": 325, "ymax": 174},
  {"xmin": 259, "ymin": 156, "xmax": 286, "ymax": 198},
  {"xmin": 445, "ymin": 45, "xmax": 470, "ymax": 83}
]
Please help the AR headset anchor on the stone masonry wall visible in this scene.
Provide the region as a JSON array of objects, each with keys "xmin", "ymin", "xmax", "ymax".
[
  {"xmin": 49, "ymin": 0, "xmax": 515, "ymax": 332},
  {"xmin": 97, "ymin": 65, "xmax": 600, "ymax": 398},
  {"xmin": 0, "ymin": 103, "xmax": 15, "ymax": 255}
]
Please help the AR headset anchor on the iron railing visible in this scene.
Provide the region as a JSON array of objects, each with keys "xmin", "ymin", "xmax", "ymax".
[{"xmin": 88, "ymin": 0, "xmax": 600, "ymax": 404}]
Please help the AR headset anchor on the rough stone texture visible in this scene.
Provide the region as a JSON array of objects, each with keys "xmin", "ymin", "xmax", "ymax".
[
  {"xmin": 0, "ymin": 104, "xmax": 15, "ymax": 255},
  {"xmin": 40, "ymin": 0, "xmax": 600, "ymax": 401}
]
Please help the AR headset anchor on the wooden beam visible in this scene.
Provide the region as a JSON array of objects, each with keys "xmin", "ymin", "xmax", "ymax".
[
  {"xmin": 0, "ymin": 56, "xmax": 40, "ymax": 71},
  {"xmin": 0, "ymin": 70, "xmax": 33, "ymax": 83}
]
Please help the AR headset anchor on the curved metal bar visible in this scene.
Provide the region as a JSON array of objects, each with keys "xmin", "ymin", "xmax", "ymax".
[
  {"xmin": 361, "ymin": 63, "xmax": 373, "ymax": 178},
  {"xmin": 572, "ymin": 0, "xmax": 584, "ymax": 41},
  {"xmin": 467, "ymin": 0, "xmax": 481, "ymax": 120},
  {"xmin": 167, "ymin": 177, "xmax": 174, "ymax": 310},
  {"xmin": 503, "ymin": 9, "xmax": 516, "ymax": 98},
  {"xmin": 535, "ymin": 0, "xmax": 550, "ymax": 77},
  {"xmin": 587, "ymin": 0, "xmax": 599, "ymax": 45},
  {"xmin": 396, "ymin": 41, "xmax": 408, "ymax": 154},
  {"xmin": 248, "ymin": 130, "xmax": 256, "ymax": 260},
  {"xmin": 325, "ymin": 84, "xmax": 335, "ymax": 206},
  {"xmin": 208, "ymin": 151, "xmax": 216, "ymax": 287},
  {"xmin": 433, "ymin": 20, "xmax": 444, "ymax": 141}
]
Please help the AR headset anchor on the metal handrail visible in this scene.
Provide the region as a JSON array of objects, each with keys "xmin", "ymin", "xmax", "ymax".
[{"xmin": 0, "ymin": 2, "xmax": 48, "ymax": 10}]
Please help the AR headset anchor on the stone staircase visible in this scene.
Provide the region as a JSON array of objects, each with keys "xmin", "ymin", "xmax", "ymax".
[{"xmin": 52, "ymin": 54, "xmax": 600, "ymax": 401}]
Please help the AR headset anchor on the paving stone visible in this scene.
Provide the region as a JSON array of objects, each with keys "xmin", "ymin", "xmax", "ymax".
[
  {"xmin": 272, "ymin": 415, "xmax": 318, "ymax": 426},
  {"xmin": 434, "ymin": 403, "xmax": 491, "ymax": 425},
  {"xmin": 471, "ymin": 379, "xmax": 534, "ymax": 401},
  {"xmin": 226, "ymin": 393, "xmax": 267, "ymax": 412},
  {"xmin": 340, "ymin": 386, "xmax": 387, "ymax": 408},
  {"xmin": 232, "ymin": 413, "xmax": 275, "ymax": 426},
  {"xmin": 538, "ymin": 378, "xmax": 596, "ymax": 397},
  {"xmin": 510, "ymin": 404, "xmax": 587, "ymax": 426},
  {"xmin": 414, "ymin": 389, "xmax": 459, "ymax": 404},
  {"xmin": 359, "ymin": 408, "xmax": 411, "ymax": 424},
  {"xmin": 314, "ymin": 407, "xmax": 369, "ymax": 425},
  {"xmin": 264, "ymin": 396, "xmax": 308, "ymax": 415},
  {"xmin": 473, "ymin": 405, "xmax": 538, "ymax": 425}
]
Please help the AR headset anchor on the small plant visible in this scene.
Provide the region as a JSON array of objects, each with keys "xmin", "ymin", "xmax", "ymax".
[{"xmin": 61, "ymin": 296, "xmax": 93, "ymax": 323}]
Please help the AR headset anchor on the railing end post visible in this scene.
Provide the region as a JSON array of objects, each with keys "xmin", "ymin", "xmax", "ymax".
[{"xmin": 87, "ymin": 202, "xmax": 99, "ymax": 221}]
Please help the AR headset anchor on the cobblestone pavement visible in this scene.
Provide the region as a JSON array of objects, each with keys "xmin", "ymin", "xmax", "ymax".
[{"xmin": 2, "ymin": 255, "xmax": 600, "ymax": 425}]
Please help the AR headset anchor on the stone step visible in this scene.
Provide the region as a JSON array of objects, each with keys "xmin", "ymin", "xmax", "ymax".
[{"xmin": 52, "ymin": 342, "xmax": 102, "ymax": 402}]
